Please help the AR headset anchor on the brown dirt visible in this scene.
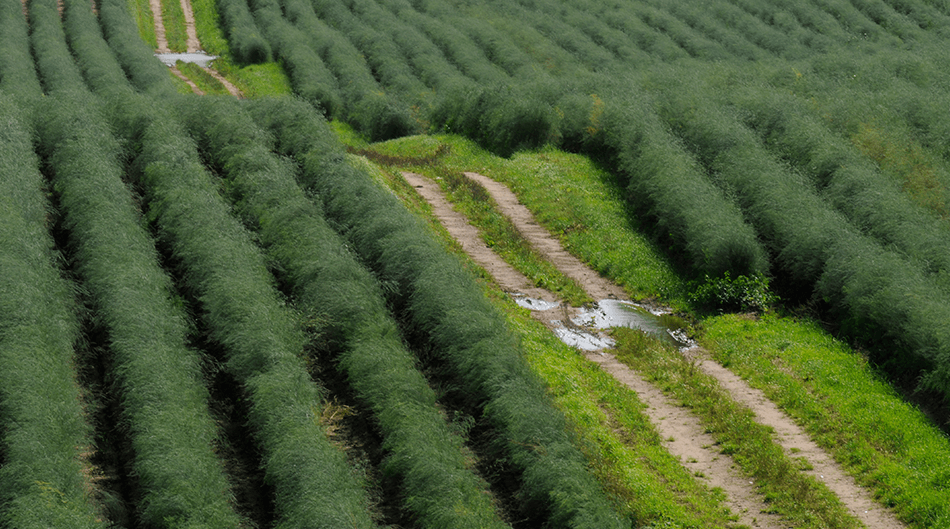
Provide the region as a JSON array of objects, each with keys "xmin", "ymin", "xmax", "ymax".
[
  {"xmin": 402, "ymin": 171, "xmax": 784, "ymax": 527},
  {"xmin": 150, "ymin": 0, "xmax": 243, "ymax": 98},
  {"xmin": 202, "ymin": 66, "xmax": 243, "ymax": 98},
  {"xmin": 150, "ymin": 0, "xmax": 170, "ymax": 53},
  {"xmin": 179, "ymin": 0, "xmax": 200, "ymax": 52},
  {"xmin": 463, "ymin": 171, "xmax": 626, "ymax": 301},
  {"xmin": 401, "ymin": 171, "xmax": 557, "ymax": 305},
  {"xmin": 169, "ymin": 65, "xmax": 203, "ymax": 94},
  {"xmin": 404, "ymin": 169, "xmax": 906, "ymax": 529}
]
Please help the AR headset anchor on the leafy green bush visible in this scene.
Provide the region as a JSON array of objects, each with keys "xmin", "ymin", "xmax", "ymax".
[{"xmin": 689, "ymin": 272, "xmax": 778, "ymax": 313}]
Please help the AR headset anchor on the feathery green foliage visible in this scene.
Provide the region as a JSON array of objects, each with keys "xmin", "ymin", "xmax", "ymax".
[
  {"xmin": 216, "ymin": 0, "xmax": 270, "ymax": 64},
  {"xmin": 125, "ymin": 95, "xmax": 376, "ymax": 529},
  {"xmin": 98, "ymin": 0, "xmax": 178, "ymax": 96},
  {"xmin": 194, "ymin": 95, "xmax": 511, "ymax": 529},
  {"xmin": 27, "ymin": 0, "xmax": 87, "ymax": 93},
  {"xmin": 61, "ymin": 0, "xmax": 136, "ymax": 97},
  {"xmin": 248, "ymin": 0, "xmax": 343, "ymax": 115},
  {"xmin": 0, "ymin": 94, "xmax": 104, "ymax": 529},
  {"xmin": 36, "ymin": 89, "xmax": 243, "ymax": 529}
]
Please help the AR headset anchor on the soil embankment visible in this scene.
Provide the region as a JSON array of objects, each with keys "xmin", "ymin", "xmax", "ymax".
[{"xmin": 402, "ymin": 169, "xmax": 905, "ymax": 529}]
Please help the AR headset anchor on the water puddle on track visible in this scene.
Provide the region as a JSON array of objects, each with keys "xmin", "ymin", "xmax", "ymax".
[
  {"xmin": 154, "ymin": 52, "xmax": 217, "ymax": 67},
  {"xmin": 515, "ymin": 296, "xmax": 694, "ymax": 351}
]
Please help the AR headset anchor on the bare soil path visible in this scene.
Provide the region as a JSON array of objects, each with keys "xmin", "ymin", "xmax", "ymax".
[
  {"xmin": 149, "ymin": 0, "xmax": 243, "ymax": 98},
  {"xmin": 150, "ymin": 0, "xmax": 170, "ymax": 53},
  {"xmin": 179, "ymin": 0, "xmax": 200, "ymax": 52},
  {"xmin": 401, "ymin": 172, "xmax": 557, "ymax": 305},
  {"xmin": 462, "ymin": 170, "xmax": 904, "ymax": 529},
  {"xmin": 404, "ymin": 168, "xmax": 906, "ymax": 529},
  {"xmin": 169, "ymin": 65, "xmax": 203, "ymax": 94},
  {"xmin": 402, "ymin": 171, "xmax": 785, "ymax": 528},
  {"xmin": 463, "ymin": 171, "xmax": 626, "ymax": 301}
]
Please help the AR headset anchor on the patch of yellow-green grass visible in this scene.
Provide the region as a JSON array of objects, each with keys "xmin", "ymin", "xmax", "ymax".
[
  {"xmin": 126, "ymin": 0, "xmax": 157, "ymax": 49},
  {"xmin": 701, "ymin": 313, "xmax": 950, "ymax": 529},
  {"xmin": 331, "ymin": 119, "xmax": 370, "ymax": 149},
  {"xmin": 612, "ymin": 327, "xmax": 861, "ymax": 529},
  {"xmin": 187, "ymin": 0, "xmax": 228, "ymax": 56},
  {"xmin": 160, "ymin": 0, "xmax": 188, "ymax": 52},
  {"xmin": 366, "ymin": 134, "xmax": 685, "ymax": 307},
  {"xmin": 169, "ymin": 69, "xmax": 196, "ymax": 94},
  {"xmin": 213, "ymin": 60, "xmax": 292, "ymax": 98},
  {"xmin": 175, "ymin": 61, "xmax": 229, "ymax": 95}
]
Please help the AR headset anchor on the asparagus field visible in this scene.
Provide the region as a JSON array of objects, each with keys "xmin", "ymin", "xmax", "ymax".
[{"xmin": 2, "ymin": 0, "xmax": 950, "ymax": 526}]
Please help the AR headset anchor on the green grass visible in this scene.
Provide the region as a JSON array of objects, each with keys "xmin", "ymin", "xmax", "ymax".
[
  {"xmin": 159, "ymin": 0, "xmax": 188, "ymax": 52},
  {"xmin": 611, "ymin": 328, "xmax": 860, "ymax": 529},
  {"xmin": 353, "ymin": 130, "xmax": 950, "ymax": 528},
  {"xmin": 175, "ymin": 60, "xmax": 229, "ymax": 94},
  {"xmin": 187, "ymin": 0, "xmax": 227, "ymax": 56},
  {"xmin": 495, "ymin": 293, "xmax": 741, "ymax": 529},
  {"xmin": 361, "ymin": 134, "xmax": 686, "ymax": 307},
  {"xmin": 701, "ymin": 313, "xmax": 950, "ymax": 528},
  {"xmin": 125, "ymin": 0, "xmax": 157, "ymax": 49},
  {"xmin": 211, "ymin": 59, "xmax": 292, "ymax": 97},
  {"xmin": 355, "ymin": 130, "xmax": 739, "ymax": 529}
]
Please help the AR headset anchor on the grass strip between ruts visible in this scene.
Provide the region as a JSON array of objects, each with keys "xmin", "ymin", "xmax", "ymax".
[{"xmin": 701, "ymin": 313, "xmax": 950, "ymax": 528}]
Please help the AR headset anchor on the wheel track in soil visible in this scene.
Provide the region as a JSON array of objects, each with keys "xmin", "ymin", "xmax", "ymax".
[
  {"xmin": 402, "ymin": 170, "xmax": 905, "ymax": 529},
  {"xmin": 149, "ymin": 0, "xmax": 243, "ymax": 97}
]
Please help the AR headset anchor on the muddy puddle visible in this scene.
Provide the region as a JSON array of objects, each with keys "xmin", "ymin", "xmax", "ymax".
[
  {"xmin": 516, "ymin": 296, "xmax": 694, "ymax": 351},
  {"xmin": 154, "ymin": 52, "xmax": 217, "ymax": 68}
]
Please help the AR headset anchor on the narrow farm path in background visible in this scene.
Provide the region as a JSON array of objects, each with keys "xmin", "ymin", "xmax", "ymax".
[
  {"xmin": 179, "ymin": 0, "xmax": 199, "ymax": 52},
  {"xmin": 401, "ymin": 171, "xmax": 785, "ymax": 529},
  {"xmin": 149, "ymin": 0, "xmax": 243, "ymax": 97},
  {"xmin": 463, "ymin": 172, "xmax": 626, "ymax": 301},
  {"xmin": 460, "ymin": 171, "xmax": 906, "ymax": 529}
]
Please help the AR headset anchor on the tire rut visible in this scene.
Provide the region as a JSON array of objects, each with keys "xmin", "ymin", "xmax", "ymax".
[
  {"xmin": 401, "ymin": 169, "xmax": 907, "ymax": 529},
  {"xmin": 149, "ymin": 0, "xmax": 243, "ymax": 97},
  {"xmin": 400, "ymin": 171, "xmax": 784, "ymax": 528}
]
